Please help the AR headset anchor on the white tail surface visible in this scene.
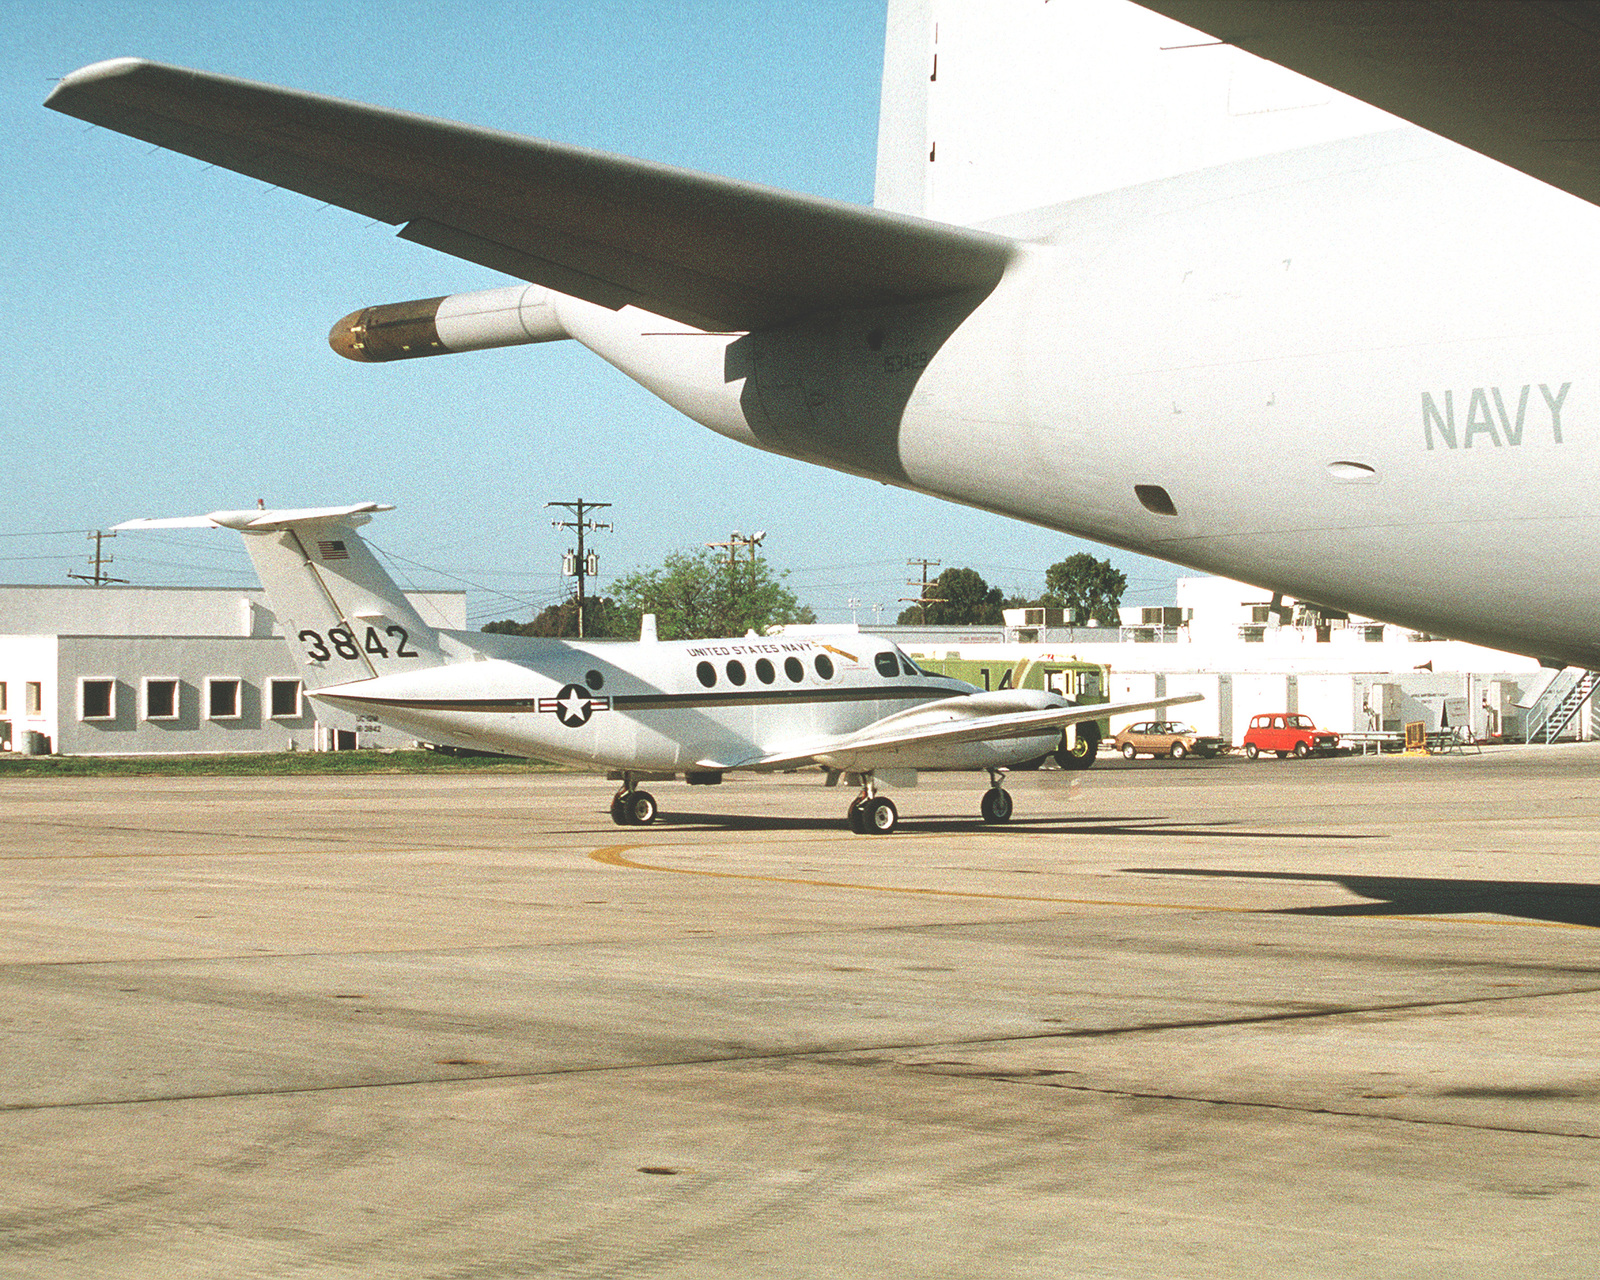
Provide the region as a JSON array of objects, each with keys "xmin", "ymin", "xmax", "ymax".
[
  {"xmin": 875, "ymin": 0, "xmax": 1403, "ymax": 227},
  {"xmin": 116, "ymin": 504, "xmax": 446, "ymax": 688}
]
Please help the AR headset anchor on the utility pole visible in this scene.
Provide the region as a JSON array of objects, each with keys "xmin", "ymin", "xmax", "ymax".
[
  {"xmin": 901, "ymin": 557, "xmax": 943, "ymax": 624},
  {"xmin": 546, "ymin": 500, "xmax": 612, "ymax": 638},
  {"xmin": 68, "ymin": 530, "xmax": 128, "ymax": 586},
  {"xmin": 705, "ymin": 530, "xmax": 767, "ymax": 631},
  {"xmin": 847, "ymin": 596, "xmax": 860, "ymax": 625}
]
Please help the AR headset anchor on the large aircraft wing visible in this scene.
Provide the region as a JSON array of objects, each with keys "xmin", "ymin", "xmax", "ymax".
[
  {"xmin": 739, "ymin": 692, "xmax": 1204, "ymax": 772},
  {"xmin": 1139, "ymin": 1, "xmax": 1600, "ymax": 209},
  {"xmin": 44, "ymin": 58, "xmax": 1013, "ymax": 333}
]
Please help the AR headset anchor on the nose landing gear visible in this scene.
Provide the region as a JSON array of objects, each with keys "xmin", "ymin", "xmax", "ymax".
[{"xmin": 980, "ymin": 769, "xmax": 1013, "ymax": 823}]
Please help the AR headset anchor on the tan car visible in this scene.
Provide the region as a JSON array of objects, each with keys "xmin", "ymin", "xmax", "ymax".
[{"xmin": 1112, "ymin": 720, "xmax": 1226, "ymax": 760}]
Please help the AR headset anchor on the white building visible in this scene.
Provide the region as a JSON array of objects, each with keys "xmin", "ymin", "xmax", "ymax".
[
  {"xmin": 0, "ymin": 584, "xmax": 464, "ymax": 756},
  {"xmin": 879, "ymin": 577, "xmax": 1557, "ymax": 745}
]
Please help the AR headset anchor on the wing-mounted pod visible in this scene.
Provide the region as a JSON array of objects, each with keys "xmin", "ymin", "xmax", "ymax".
[{"xmin": 330, "ymin": 284, "xmax": 570, "ymax": 362}]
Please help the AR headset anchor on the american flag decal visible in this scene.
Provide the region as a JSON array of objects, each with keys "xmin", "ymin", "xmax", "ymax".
[{"xmin": 318, "ymin": 540, "xmax": 349, "ymax": 561}]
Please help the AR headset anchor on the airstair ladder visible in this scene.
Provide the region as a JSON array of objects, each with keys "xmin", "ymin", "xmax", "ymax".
[{"xmin": 1524, "ymin": 668, "xmax": 1600, "ymax": 743}]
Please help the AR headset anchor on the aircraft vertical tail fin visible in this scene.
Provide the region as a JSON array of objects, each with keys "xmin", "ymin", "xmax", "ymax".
[
  {"xmin": 115, "ymin": 503, "xmax": 447, "ymax": 689},
  {"xmin": 874, "ymin": 0, "xmax": 1401, "ymax": 228}
]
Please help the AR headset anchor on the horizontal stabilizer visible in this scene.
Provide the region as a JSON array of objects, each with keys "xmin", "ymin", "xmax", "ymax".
[
  {"xmin": 115, "ymin": 502, "xmax": 393, "ymax": 531},
  {"xmin": 46, "ymin": 58, "xmax": 1015, "ymax": 332}
]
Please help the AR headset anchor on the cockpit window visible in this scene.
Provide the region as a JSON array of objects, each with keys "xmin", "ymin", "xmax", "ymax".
[
  {"xmin": 874, "ymin": 652, "xmax": 899, "ymax": 678},
  {"xmin": 900, "ymin": 656, "xmax": 920, "ymax": 677}
]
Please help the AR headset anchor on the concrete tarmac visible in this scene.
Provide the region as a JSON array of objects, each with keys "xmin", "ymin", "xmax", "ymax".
[{"xmin": 3, "ymin": 746, "xmax": 1600, "ymax": 1278}]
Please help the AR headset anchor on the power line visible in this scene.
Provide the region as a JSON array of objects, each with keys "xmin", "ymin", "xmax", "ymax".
[
  {"xmin": 900, "ymin": 557, "xmax": 943, "ymax": 624},
  {"xmin": 547, "ymin": 499, "xmax": 613, "ymax": 639}
]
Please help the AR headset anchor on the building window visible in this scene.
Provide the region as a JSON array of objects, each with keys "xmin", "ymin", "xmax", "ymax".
[
  {"xmin": 0, "ymin": 682, "xmax": 7, "ymax": 712},
  {"xmin": 79, "ymin": 679, "xmax": 115, "ymax": 721},
  {"xmin": 1364, "ymin": 625, "xmax": 1385, "ymax": 643},
  {"xmin": 1239, "ymin": 626, "xmax": 1266, "ymax": 643},
  {"xmin": 268, "ymin": 679, "xmax": 302, "ymax": 718},
  {"xmin": 206, "ymin": 678, "xmax": 242, "ymax": 720},
  {"xmin": 144, "ymin": 678, "xmax": 180, "ymax": 720},
  {"xmin": 26, "ymin": 682, "xmax": 42, "ymax": 715}
]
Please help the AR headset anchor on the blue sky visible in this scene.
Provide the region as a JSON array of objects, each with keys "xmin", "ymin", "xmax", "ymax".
[{"xmin": 4, "ymin": 0, "xmax": 1182, "ymax": 626}]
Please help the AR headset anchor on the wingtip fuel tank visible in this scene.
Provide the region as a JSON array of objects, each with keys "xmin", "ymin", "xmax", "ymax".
[{"xmin": 329, "ymin": 284, "xmax": 569, "ymax": 362}]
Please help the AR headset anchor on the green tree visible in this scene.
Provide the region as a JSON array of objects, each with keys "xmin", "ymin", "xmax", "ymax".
[
  {"xmin": 1041, "ymin": 553, "xmax": 1127, "ymax": 626},
  {"xmin": 896, "ymin": 566, "xmax": 1005, "ymax": 625},
  {"xmin": 607, "ymin": 547, "xmax": 815, "ymax": 640},
  {"xmin": 481, "ymin": 595, "xmax": 627, "ymax": 639}
]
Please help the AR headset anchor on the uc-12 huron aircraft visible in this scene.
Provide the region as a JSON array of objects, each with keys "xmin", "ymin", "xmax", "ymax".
[
  {"xmin": 47, "ymin": 2, "xmax": 1600, "ymax": 667},
  {"xmin": 115, "ymin": 503, "xmax": 1199, "ymax": 834}
]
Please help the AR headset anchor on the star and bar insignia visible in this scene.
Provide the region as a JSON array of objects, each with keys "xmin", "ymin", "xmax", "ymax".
[{"xmin": 538, "ymin": 683, "xmax": 611, "ymax": 727}]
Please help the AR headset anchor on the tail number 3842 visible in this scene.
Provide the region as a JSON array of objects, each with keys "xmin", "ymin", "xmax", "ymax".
[{"xmin": 298, "ymin": 625, "xmax": 418, "ymax": 662}]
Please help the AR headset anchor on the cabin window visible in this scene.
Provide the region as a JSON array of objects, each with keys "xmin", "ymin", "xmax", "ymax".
[
  {"xmin": 269, "ymin": 679, "xmax": 302, "ymax": 718},
  {"xmin": 80, "ymin": 679, "xmax": 115, "ymax": 721},
  {"xmin": 755, "ymin": 658, "xmax": 775, "ymax": 684},
  {"xmin": 207, "ymin": 678, "xmax": 242, "ymax": 720},
  {"xmin": 696, "ymin": 661, "xmax": 716, "ymax": 688},
  {"xmin": 585, "ymin": 669, "xmax": 604, "ymax": 690},
  {"xmin": 784, "ymin": 657, "xmax": 804, "ymax": 682},
  {"xmin": 814, "ymin": 654, "xmax": 835, "ymax": 680},
  {"xmin": 144, "ymin": 678, "xmax": 179, "ymax": 720},
  {"xmin": 874, "ymin": 652, "xmax": 899, "ymax": 678},
  {"xmin": 725, "ymin": 660, "xmax": 746, "ymax": 686}
]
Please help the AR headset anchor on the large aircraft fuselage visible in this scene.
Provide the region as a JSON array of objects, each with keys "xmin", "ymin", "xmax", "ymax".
[{"xmin": 562, "ymin": 130, "xmax": 1600, "ymax": 666}]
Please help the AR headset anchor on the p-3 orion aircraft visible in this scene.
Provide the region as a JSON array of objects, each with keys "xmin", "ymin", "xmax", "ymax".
[{"xmin": 115, "ymin": 503, "xmax": 1199, "ymax": 834}]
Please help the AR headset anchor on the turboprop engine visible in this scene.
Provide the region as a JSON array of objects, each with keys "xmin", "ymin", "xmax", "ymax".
[{"xmin": 328, "ymin": 284, "xmax": 569, "ymax": 362}]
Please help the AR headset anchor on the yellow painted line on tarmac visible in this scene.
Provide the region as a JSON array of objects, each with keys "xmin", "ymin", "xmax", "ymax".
[{"xmin": 589, "ymin": 845, "xmax": 1591, "ymax": 929}]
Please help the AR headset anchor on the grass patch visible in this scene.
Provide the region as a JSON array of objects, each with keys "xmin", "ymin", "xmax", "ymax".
[{"xmin": 0, "ymin": 750, "xmax": 572, "ymax": 778}]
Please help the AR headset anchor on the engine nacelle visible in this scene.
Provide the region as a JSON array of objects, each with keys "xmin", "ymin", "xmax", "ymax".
[{"xmin": 329, "ymin": 284, "xmax": 569, "ymax": 362}]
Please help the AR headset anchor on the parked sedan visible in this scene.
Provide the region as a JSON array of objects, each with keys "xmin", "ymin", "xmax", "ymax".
[{"xmin": 1113, "ymin": 721, "xmax": 1227, "ymax": 760}]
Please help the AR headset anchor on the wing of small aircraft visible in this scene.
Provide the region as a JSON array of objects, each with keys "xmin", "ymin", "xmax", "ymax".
[
  {"xmin": 1139, "ymin": 1, "xmax": 1600, "ymax": 210},
  {"xmin": 44, "ymin": 58, "xmax": 1012, "ymax": 332},
  {"xmin": 740, "ymin": 691, "xmax": 1204, "ymax": 772}
]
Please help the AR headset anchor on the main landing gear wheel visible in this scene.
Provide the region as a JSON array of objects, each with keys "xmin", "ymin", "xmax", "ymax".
[
  {"xmin": 847, "ymin": 795, "xmax": 867, "ymax": 834},
  {"xmin": 980, "ymin": 787, "xmax": 1013, "ymax": 823},
  {"xmin": 610, "ymin": 789, "xmax": 658, "ymax": 825},
  {"xmin": 862, "ymin": 796, "xmax": 898, "ymax": 834},
  {"xmin": 1122, "ymin": 742, "xmax": 1138, "ymax": 760}
]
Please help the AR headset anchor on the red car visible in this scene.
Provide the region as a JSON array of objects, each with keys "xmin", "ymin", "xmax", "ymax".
[{"xmin": 1242, "ymin": 713, "xmax": 1340, "ymax": 759}]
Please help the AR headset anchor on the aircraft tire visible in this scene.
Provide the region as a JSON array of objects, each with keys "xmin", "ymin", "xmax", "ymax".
[
  {"xmin": 627, "ymin": 790, "xmax": 658, "ymax": 824},
  {"xmin": 1056, "ymin": 724, "xmax": 1099, "ymax": 771},
  {"xmin": 847, "ymin": 797, "xmax": 866, "ymax": 833},
  {"xmin": 864, "ymin": 797, "xmax": 898, "ymax": 834},
  {"xmin": 609, "ymin": 795, "xmax": 630, "ymax": 825},
  {"xmin": 980, "ymin": 788, "xmax": 1013, "ymax": 823},
  {"xmin": 1244, "ymin": 743, "xmax": 1259, "ymax": 760},
  {"xmin": 1121, "ymin": 742, "xmax": 1137, "ymax": 760}
]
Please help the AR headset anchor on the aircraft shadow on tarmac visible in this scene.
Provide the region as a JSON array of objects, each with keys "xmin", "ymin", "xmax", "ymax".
[
  {"xmin": 1129, "ymin": 867, "xmax": 1600, "ymax": 929},
  {"xmin": 649, "ymin": 812, "xmax": 1372, "ymax": 840}
]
